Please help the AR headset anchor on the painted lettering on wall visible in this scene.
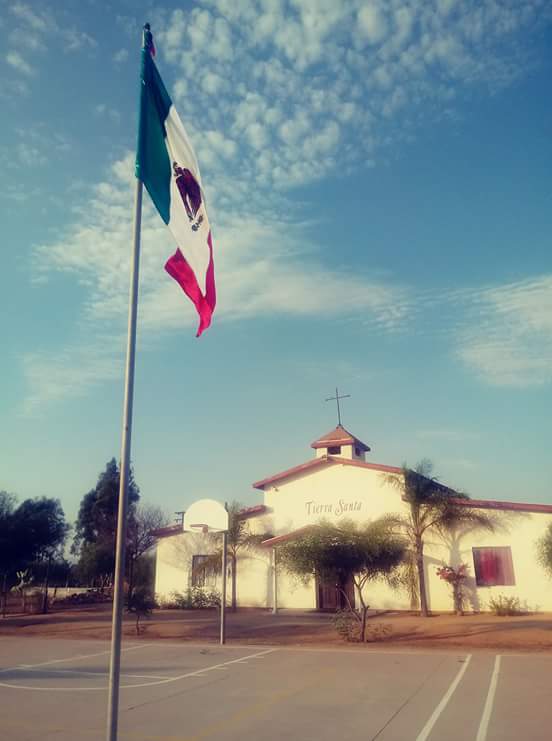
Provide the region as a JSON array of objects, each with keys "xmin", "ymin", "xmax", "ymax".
[{"xmin": 305, "ymin": 500, "xmax": 362, "ymax": 517}]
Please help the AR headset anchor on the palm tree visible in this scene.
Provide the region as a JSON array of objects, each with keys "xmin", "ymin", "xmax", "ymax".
[
  {"xmin": 385, "ymin": 459, "xmax": 496, "ymax": 617},
  {"xmin": 194, "ymin": 501, "xmax": 271, "ymax": 612}
]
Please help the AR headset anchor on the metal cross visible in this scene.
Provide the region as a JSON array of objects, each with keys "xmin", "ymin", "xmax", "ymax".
[{"xmin": 325, "ymin": 387, "xmax": 350, "ymax": 426}]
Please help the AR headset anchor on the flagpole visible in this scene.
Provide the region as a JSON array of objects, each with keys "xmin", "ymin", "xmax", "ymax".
[{"xmin": 105, "ymin": 165, "xmax": 144, "ymax": 741}]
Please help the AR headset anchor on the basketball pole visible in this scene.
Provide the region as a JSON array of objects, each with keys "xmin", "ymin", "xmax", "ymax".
[{"xmin": 220, "ymin": 502, "xmax": 228, "ymax": 645}]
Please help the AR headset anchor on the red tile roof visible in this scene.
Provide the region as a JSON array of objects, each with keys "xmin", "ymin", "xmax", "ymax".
[
  {"xmin": 452, "ymin": 497, "xmax": 552, "ymax": 515},
  {"xmin": 238, "ymin": 504, "xmax": 269, "ymax": 519},
  {"xmin": 149, "ymin": 524, "xmax": 183, "ymax": 539},
  {"xmin": 252, "ymin": 455, "xmax": 402, "ymax": 490},
  {"xmin": 261, "ymin": 525, "xmax": 318, "ymax": 547},
  {"xmin": 310, "ymin": 424, "xmax": 371, "ymax": 452}
]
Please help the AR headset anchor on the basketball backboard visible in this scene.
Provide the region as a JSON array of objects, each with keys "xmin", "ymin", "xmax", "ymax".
[{"xmin": 183, "ymin": 498, "xmax": 228, "ymax": 533}]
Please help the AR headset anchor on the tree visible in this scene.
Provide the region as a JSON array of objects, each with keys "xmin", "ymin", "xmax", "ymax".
[
  {"xmin": 278, "ymin": 519, "xmax": 406, "ymax": 642},
  {"xmin": 14, "ymin": 497, "xmax": 70, "ymax": 613},
  {"xmin": 73, "ymin": 459, "xmax": 140, "ymax": 587},
  {"xmin": 0, "ymin": 492, "xmax": 69, "ymax": 613},
  {"xmin": 195, "ymin": 502, "xmax": 271, "ymax": 612},
  {"xmin": 126, "ymin": 504, "xmax": 169, "ymax": 601},
  {"xmin": 0, "ymin": 492, "xmax": 19, "ymax": 594},
  {"xmin": 1, "ymin": 493, "xmax": 68, "ymax": 582},
  {"xmin": 384, "ymin": 460, "xmax": 496, "ymax": 617},
  {"xmin": 537, "ymin": 523, "xmax": 552, "ymax": 577}
]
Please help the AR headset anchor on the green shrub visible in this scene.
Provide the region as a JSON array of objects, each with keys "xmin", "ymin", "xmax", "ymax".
[
  {"xmin": 126, "ymin": 589, "xmax": 156, "ymax": 634},
  {"xmin": 331, "ymin": 610, "xmax": 392, "ymax": 643},
  {"xmin": 161, "ymin": 590, "xmax": 192, "ymax": 609},
  {"xmin": 191, "ymin": 587, "xmax": 221, "ymax": 609},
  {"xmin": 364, "ymin": 623, "xmax": 392, "ymax": 642},
  {"xmin": 488, "ymin": 594, "xmax": 523, "ymax": 616},
  {"xmin": 156, "ymin": 588, "xmax": 221, "ymax": 610},
  {"xmin": 332, "ymin": 610, "xmax": 361, "ymax": 642}
]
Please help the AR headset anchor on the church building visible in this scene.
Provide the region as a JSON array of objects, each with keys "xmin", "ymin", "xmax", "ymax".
[{"xmin": 154, "ymin": 424, "xmax": 552, "ymax": 613}]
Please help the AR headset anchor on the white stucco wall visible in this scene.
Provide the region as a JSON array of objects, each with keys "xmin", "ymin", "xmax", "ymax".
[
  {"xmin": 154, "ymin": 455, "xmax": 552, "ymax": 613},
  {"xmin": 424, "ymin": 510, "xmax": 552, "ymax": 612}
]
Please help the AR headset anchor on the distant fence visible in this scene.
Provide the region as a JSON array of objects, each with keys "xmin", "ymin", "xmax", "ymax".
[
  {"xmin": 1, "ymin": 586, "xmax": 113, "ymax": 616},
  {"xmin": 1, "ymin": 590, "xmax": 43, "ymax": 616}
]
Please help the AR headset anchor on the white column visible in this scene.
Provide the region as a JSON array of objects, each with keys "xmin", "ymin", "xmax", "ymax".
[{"xmin": 271, "ymin": 547, "xmax": 278, "ymax": 615}]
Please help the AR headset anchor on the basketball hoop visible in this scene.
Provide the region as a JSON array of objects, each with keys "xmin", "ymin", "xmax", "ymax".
[{"xmin": 183, "ymin": 499, "xmax": 228, "ymax": 534}]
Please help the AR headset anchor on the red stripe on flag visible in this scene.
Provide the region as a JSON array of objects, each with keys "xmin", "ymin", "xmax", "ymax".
[{"xmin": 164, "ymin": 232, "xmax": 216, "ymax": 337}]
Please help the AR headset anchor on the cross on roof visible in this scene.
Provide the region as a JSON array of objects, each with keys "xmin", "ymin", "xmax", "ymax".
[{"xmin": 325, "ymin": 387, "xmax": 350, "ymax": 426}]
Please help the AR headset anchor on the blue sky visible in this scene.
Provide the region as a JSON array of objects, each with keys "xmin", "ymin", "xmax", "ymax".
[{"xmin": 1, "ymin": 0, "xmax": 551, "ymax": 528}]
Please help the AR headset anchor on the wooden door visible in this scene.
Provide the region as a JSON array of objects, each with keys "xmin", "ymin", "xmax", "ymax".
[{"xmin": 317, "ymin": 576, "xmax": 355, "ymax": 610}]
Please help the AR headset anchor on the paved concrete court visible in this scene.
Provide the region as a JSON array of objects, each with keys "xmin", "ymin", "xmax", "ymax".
[{"xmin": 0, "ymin": 637, "xmax": 550, "ymax": 741}]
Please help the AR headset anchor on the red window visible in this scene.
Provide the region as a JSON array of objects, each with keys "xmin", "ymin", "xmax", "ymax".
[{"xmin": 472, "ymin": 547, "xmax": 515, "ymax": 587}]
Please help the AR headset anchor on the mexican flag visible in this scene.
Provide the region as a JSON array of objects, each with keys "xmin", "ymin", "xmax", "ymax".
[{"xmin": 136, "ymin": 33, "xmax": 215, "ymax": 337}]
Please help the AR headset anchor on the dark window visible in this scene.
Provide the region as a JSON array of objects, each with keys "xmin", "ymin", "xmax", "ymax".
[
  {"xmin": 328, "ymin": 445, "xmax": 341, "ymax": 455},
  {"xmin": 354, "ymin": 446, "xmax": 361, "ymax": 457},
  {"xmin": 192, "ymin": 555, "xmax": 211, "ymax": 587},
  {"xmin": 472, "ymin": 547, "xmax": 515, "ymax": 587}
]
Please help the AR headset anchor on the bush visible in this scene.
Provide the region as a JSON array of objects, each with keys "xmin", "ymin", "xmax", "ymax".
[
  {"xmin": 331, "ymin": 610, "xmax": 392, "ymax": 643},
  {"xmin": 163, "ymin": 590, "xmax": 193, "ymax": 609},
  {"xmin": 156, "ymin": 588, "xmax": 221, "ymax": 610},
  {"xmin": 435, "ymin": 563, "xmax": 469, "ymax": 615},
  {"xmin": 332, "ymin": 610, "xmax": 361, "ymax": 642},
  {"xmin": 488, "ymin": 594, "xmax": 524, "ymax": 616},
  {"xmin": 191, "ymin": 587, "xmax": 221, "ymax": 609},
  {"xmin": 126, "ymin": 589, "xmax": 156, "ymax": 634},
  {"xmin": 364, "ymin": 623, "xmax": 392, "ymax": 642},
  {"xmin": 53, "ymin": 589, "xmax": 112, "ymax": 606}
]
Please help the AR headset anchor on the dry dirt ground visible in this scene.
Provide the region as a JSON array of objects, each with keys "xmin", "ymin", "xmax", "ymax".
[{"xmin": 2, "ymin": 605, "xmax": 552, "ymax": 651}]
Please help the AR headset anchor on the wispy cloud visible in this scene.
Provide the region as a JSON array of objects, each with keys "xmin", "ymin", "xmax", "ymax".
[
  {"xmin": 5, "ymin": 125, "xmax": 72, "ymax": 168},
  {"xmin": 6, "ymin": 50, "xmax": 34, "ymax": 76},
  {"xmin": 25, "ymin": 149, "xmax": 410, "ymax": 412},
  {"xmin": 154, "ymin": 0, "xmax": 547, "ymax": 197},
  {"xmin": 6, "ymin": 1, "xmax": 97, "ymax": 87},
  {"xmin": 417, "ymin": 428, "xmax": 480, "ymax": 442},
  {"xmin": 94, "ymin": 103, "xmax": 121, "ymax": 124},
  {"xmin": 113, "ymin": 48, "xmax": 129, "ymax": 64},
  {"xmin": 455, "ymin": 275, "xmax": 552, "ymax": 387},
  {"xmin": 19, "ymin": 1, "xmax": 552, "ymax": 411},
  {"xmin": 21, "ymin": 335, "xmax": 125, "ymax": 416}
]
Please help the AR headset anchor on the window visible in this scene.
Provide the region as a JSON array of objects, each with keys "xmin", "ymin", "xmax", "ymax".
[
  {"xmin": 328, "ymin": 445, "xmax": 341, "ymax": 455},
  {"xmin": 472, "ymin": 547, "xmax": 515, "ymax": 587},
  {"xmin": 354, "ymin": 446, "xmax": 361, "ymax": 457},
  {"xmin": 191, "ymin": 555, "xmax": 212, "ymax": 587}
]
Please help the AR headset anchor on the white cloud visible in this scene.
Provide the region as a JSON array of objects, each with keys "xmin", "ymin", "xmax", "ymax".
[
  {"xmin": 10, "ymin": 2, "xmax": 48, "ymax": 33},
  {"xmin": 9, "ymin": 125, "xmax": 70, "ymax": 167},
  {"xmin": 6, "ymin": 50, "xmax": 34, "ymax": 76},
  {"xmin": 357, "ymin": 4, "xmax": 388, "ymax": 45},
  {"xmin": 94, "ymin": 103, "xmax": 121, "ymax": 124},
  {"xmin": 6, "ymin": 1, "xmax": 96, "ymax": 81},
  {"xmin": 17, "ymin": 1, "xmax": 552, "ymax": 409},
  {"xmin": 113, "ymin": 48, "xmax": 129, "ymax": 63},
  {"xmin": 9, "ymin": 27, "xmax": 46, "ymax": 52},
  {"xmin": 21, "ymin": 336, "xmax": 125, "ymax": 416},
  {"xmin": 155, "ymin": 0, "xmax": 547, "ymax": 200},
  {"xmin": 25, "ymin": 150, "xmax": 411, "ymax": 411},
  {"xmin": 202, "ymin": 71, "xmax": 225, "ymax": 95},
  {"xmin": 456, "ymin": 276, "xmax": 552, "ymax": 387}
]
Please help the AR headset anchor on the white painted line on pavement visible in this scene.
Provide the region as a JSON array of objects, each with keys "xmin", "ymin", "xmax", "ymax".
[
  {"xmin": 0, "ymin": 647, "xmax": 278, "ymax": 691},
  {"xmin": 18, "ymin": 667, "xmax": 171, "ymax": 680},
  {"xmin": 0, "ymin": 643, "xmax": 155, "ymax": 674},
  {"xmin": 476, "ymin": 655, "xmax": 501, "ymax": 741},
  {"xmin": 415, "ymin": 654, "xmax": 472, "ymax": 741}
]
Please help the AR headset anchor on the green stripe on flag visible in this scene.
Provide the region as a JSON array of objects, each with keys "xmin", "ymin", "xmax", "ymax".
[{"xmin": 136, "ymin": 50, "xmax": 172, "ymax": 224}]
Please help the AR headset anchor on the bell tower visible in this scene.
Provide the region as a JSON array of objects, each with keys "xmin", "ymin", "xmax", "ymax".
[{"xmin": 310, "ymin": 425, "xmax": 371, "ymax": 461}]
